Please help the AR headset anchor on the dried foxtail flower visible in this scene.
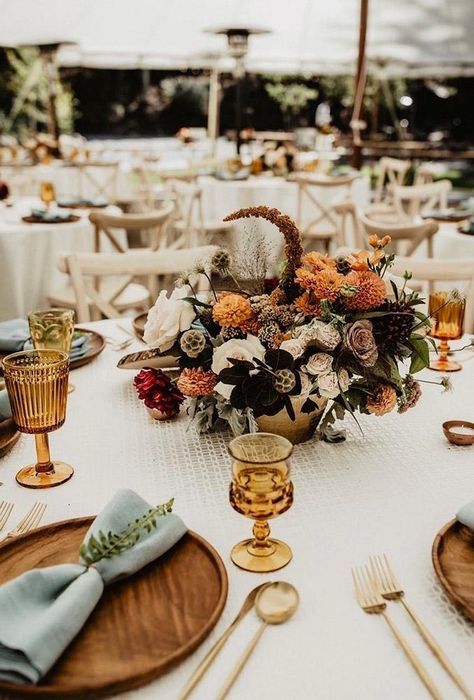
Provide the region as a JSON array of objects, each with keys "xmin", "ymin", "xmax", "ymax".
[{"xmin": 223, "ymin": 206, "xmax": 304, "ymax": 299}]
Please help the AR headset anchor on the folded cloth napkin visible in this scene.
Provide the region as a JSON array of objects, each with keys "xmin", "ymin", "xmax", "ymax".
[
  {"xmin": 0, "ymin": 489, "xmax": 187, "ymax": 684},
  {"xmin": 0, "ymin": 390, "xmax": 11, "ymax": 420},
  {"xmin": 23, "ymin": 333, "xmax": 89, "ymax": 362},
  {"xmin": 457, "ymin": 500, "xmax": 474, "ymax": 530},
  {"xmin": 30, "ymin": 209, "xmax": 72, "ymax": 223},
  {"xmin": 0, "ymin": 319, "xmax": 29, "ymax": 353}
]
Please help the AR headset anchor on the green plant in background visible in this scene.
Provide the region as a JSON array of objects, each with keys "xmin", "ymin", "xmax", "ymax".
[
  {"xmin": 265, "ymin": 75, "xmax": 318, "ymax": 128},
  {"xmin": 0, "ymin": 47, "xmax": 76, "ymax": 137}
]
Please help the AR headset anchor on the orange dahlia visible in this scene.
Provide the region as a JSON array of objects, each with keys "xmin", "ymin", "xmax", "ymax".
[
  {"xmin": 295, "ymin": 267, "xmax": 318, "ymax": 292},
  {"xmin": 176, "ymin": 368, "xmax": 217, "ymax": 397},
  {"xmin": 343, "ymin": 270, "xmax": 386, "ymax": 311},
  {"xmin": 294, "ymin": 291, "xmax": 321, "ymax": 316},
  {"xmin": 212, "ymin": 293, "xmax": 253, "ymax": 328},
  {"xmin": 366, "ymin": 384, "xmax": 397, "ymax": 416},
  {"xmin": 312, "ymin": 268, "xmax": 345, "ymax": 301},
  {"xmin": 303, "ymin": 251, "xmax": 337, "ymax": 273}
]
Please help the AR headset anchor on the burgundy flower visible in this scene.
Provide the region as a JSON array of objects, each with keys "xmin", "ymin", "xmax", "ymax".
[{"xmin": 134, "ymin": 368, "xmax": 184, "ymax": 418}]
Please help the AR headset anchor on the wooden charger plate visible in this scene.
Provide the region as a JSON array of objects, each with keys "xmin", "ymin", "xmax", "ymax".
[
  {"xmin": 22, "ymin": 215, "xmax": 81, "ymax": 225},
  {"xmin": 432, "ymin": 519, "xmax": 474, "ymax": 622},
  {"xmin": 0, "ymin": 418, "xmax": 20, "ymax": 458},
  {"xmin": 71, "ymin": 329, "xmax": 105, "ymax": 370},
  {"xmin": 132, "ymin": 312, "xmax": 147, "ymax": 340},
  {"xmin": 0, "ymin": 517, "xmax": 228, "ymax": 699}
]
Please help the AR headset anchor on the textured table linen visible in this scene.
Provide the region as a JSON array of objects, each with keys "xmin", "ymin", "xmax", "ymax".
[
  {"xmin": 0, "ymin": 319, "xmax": 473, "ymax": 699},
  {"xmin": 0, "ymin": 489, "xmax": 186, "ymax": 684}
]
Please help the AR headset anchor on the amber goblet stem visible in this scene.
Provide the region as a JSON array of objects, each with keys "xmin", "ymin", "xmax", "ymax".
[
  {"xmin": 438, "ymin": 339, "xmax": 449, "ymax": 363},
  {"xmin": 34, "ymin": 434, "xmax": 54, "ymax": 474}
]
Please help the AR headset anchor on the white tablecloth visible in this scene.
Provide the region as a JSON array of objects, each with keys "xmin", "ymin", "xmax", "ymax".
[
  {"xmin": 0, "ymin": 202, "xmax": 124, "ymax": 320},
  {"xmin": 1, "ymin": 318, "xmax": 473, "ymax": 699}
]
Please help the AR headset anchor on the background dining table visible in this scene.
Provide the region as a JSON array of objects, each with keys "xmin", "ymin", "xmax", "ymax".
[
  {"xmin": 0, "ymin": 201, "xmax": 125, "ymax": 321},
  {"xmin": 0, "ymin": 318, "xmax": 473, "ymax": 699}
]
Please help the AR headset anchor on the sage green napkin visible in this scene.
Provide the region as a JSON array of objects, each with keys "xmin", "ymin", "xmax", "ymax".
[
  {"xmin": 0, "ymin": 489, "xmax": 187, "ymax": 684},
  {"xmin": 457, "ymin": 500, "xmax": 474, "ymax": 530},
  {"xmin": 0, "ymin": 319, "xmax": 29, "ymax": 353},
  {"xmin": 0, "ymin": 390, "xmax": 11, "ymax": 420}
]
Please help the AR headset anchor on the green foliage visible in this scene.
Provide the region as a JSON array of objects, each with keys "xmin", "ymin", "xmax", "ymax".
[
  {"xmin": 0, "ymin": 48, "xmax": 76, "ymax": 136},
  {"xmin": 79, "ymin": 499, "xmax": 174, "ymax": 566},
  {"xmin": 265, "ymin": 77, "xmax": 318, "ymax": 117}
]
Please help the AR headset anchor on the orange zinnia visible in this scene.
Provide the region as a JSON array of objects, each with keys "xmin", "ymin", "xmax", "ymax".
[
  {"xmin": 295, "ymin": 267, "xmax": 319, "ymax": 292},
  {"xmin": 294, "ymin": 291, "xmax": 321, "ymax": 316},
  {"xmin": 313, "ymin": 268, "xmax": 345, "ymax": 302},
  {"xmin": 212, "ymin": 293, "xmax": 253, "ymax": 328},
  {"xmin": 176, "ymin": 368, "xmax": 217, "ymax": 397},
  {"xmin": 343, "ymin": 270, "xmax": 386, "ymax": 311}
]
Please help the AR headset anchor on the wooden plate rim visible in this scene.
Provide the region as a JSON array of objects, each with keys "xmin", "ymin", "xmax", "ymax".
[
  {"xmin": 21, "ymin": 215, "xmax": 81, "ymax": 225},
  {"xmin": 0, "ymin": 515, "xmax": 228, "ymax": 698},
  {"xmin": 0, "ymin": 419, "xmax": 20, "ymax": 458},
  {"xmin": 70, "ymin": 329, "xmax": 106, "ymax": 370},
  {"xmin": 432, "ymin": 518, "xmax": 474, "ymax": 622}
]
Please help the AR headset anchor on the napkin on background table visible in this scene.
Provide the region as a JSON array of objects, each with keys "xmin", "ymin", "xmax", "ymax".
[
  {"xmin": 457, "ymin": 500, "xmax": 474, "ymax": 530},
  {"xmin": 0, "ymin": 318, "xmax": 89, "ymax": 361},
  {"xmin": 0, "ymin": 489, "xmax": 187, "ymax": 684}
]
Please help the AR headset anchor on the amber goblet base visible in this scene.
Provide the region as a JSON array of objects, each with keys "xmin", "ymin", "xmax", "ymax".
[
  {"xmin": 231, "ymin": 521, "xmax": 293, "ymax": 572},
  {"xmin": 429, "ymin": 340, "xmax": 461, "ymax": 372},
  {"xmin": 15, "ymin": 433, "xmax": 73, "ymax": 489}
]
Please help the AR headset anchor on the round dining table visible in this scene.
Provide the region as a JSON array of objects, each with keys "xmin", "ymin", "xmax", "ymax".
[
  {"xmin": 0, "ymin": 318, "xmax": 473, "ymax": 699},
  {"xmin": 0, "ymin": 200, "xmax": 126, "ymax": 321}
]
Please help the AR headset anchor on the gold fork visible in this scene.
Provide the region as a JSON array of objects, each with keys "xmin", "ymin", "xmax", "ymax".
[
  {"xmin": 1, "ymin": 502, "xmax": 47, "ymax": 542},
  {"xmin": 352, "ymin": 565, "xmax": 442, "ymax": 700},
  {"xmin": 370, "ymin": 554, "xmax": 472, "ymax": 700},
  {"xmin": 0, "ymin": 501, "xmax": 14, "ymax": 531}
]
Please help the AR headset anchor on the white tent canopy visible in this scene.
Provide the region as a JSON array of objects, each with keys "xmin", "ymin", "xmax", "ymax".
[{"xmin": 0, "ymin": 0, "xmax": 473, "ymax": 76}]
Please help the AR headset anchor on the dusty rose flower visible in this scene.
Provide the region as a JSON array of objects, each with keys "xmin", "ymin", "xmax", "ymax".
[
  {"xmin": 304, "ymin": 352, "xmax": 333, "ymax": 376},
  {"xmin": 279, "ymin": 338, "xmax": 305, "ymax": 359},
  {"xmin": 366, "ymin": 384, "xmax": 397, "ymax": 416},
  {"xmin": 344, "ymin": 320, "xmax": 378, "ymax": 367},
  {"xmin": 317, "ymin": 371, "xmax": 340, "ymax": 399}
]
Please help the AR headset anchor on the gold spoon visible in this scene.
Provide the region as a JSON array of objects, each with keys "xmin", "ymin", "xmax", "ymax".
[
  {"xmin": 178, "ymin": 582, "xmax": 271, "ymax": 700},
  {"xmin": 217, "ymin": 581, "xmax": 299, "ymax": 700}
]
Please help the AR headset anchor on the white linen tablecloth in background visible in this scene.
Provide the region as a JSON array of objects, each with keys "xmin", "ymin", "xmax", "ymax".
[{"xmin": 0, "ymin": 319, "xmax": 473, "ymax": 699}]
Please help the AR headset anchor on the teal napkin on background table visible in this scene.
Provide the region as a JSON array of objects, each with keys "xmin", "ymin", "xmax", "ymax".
[
  {"xmin": 0, "ymin": 319, "xmax": 29, "ymax": 353},
  {"xmin": 0, "ymin": 489, "xmax": 187, "ymax": 684},
  {"xmin": 0, "ymin": 390, "xmax": 11, "ymax": 420},
  {"xmin": 23, "ymin": 333, "xmax": 89, "ymax": 362}
]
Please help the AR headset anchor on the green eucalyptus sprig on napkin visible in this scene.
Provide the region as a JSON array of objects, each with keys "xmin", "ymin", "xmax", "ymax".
[{"xmin": 80, "ymin": 498, "xmax": 174, "ymax": 566}]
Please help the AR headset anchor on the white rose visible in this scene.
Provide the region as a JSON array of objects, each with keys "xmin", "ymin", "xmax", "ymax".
[
  {"xmin": 144, "ymin": 284, "xmax": 196, "ymax": 353},
  {"xmin": 317, "ymin": 371, "xmax": 340, "ymax": 399},
  {"xmin": 384, "ymin": 274, "xmax": 413, "ymax": 300},
  {"xmin": 304, "ymin": 352, "xmax": 333, "ymax": 376},
  {"xmin": 299, "ymin": 372, "xmax": 313, "ymax": 398},
  {"xmin": 212, "ymin": 335, "xmax": 266, "ymax": 399},
  {"xmin": 279, "ymin": 338, "xmax": 305, "ymax": 359},
  {"xmin": 338, "ymin": 368, "xmax": 351, "ymax": 393}
]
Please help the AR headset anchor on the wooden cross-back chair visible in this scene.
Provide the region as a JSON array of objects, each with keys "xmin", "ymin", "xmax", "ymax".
[
  {"xmin": 373, "ymin": 157, "xmax": 411, "ymax": 203},
  {"xmin": 167, "ymin": 178, "xmax": 232, "ymax": 247},
  {"xmin": 54, "ymin": 246, "xmax": 217, "ymax": 323},
  {"xmin": 391, "ymin": 180, "xmax": 452, "ymax": 223},
  {"xmin": 359, "ymin": 213, "xmax": 439, "ymax": 258},
  {"xmin": 88, "ymin": 205, "xmax": 175, "ymax": 253},
  {"xmin": 295, "ymin": 173, "xmax": 359, "ymax": 253},
  {"xmin": 73, "ymin": 162, "xmax": 120, "ymax": 201},
  {"xmin": 391, "ymin": 257, "xmax": 474, "ymax": 333}
]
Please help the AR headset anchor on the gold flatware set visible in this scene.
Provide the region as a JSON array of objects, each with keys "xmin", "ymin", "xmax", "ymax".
[
  {"xmin": 180, "ymin": 581, "xmax": 299, "ymax": 700},
  {"xmin": 353, "ymin": 554, "xmax": 472, "ymax": 700},
  {"xmin": 0, "ymin": 501, "xmax": 47, "ymax": 541}
]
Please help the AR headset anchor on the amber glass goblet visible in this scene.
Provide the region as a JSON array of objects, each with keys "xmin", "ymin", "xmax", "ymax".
[
  {"xmin": 3, "ymin": 350, "xmax": 73, "ymax": 488},
  {"xmin": 39, "ymin": 181, "xmax": 55, "ymax": 209},
  {"xmin": 229, "ymin": 433, "xmax": 294, "ymax": 573},
  {"xmin": 429, "ymin": 291, "xmax": 466, "ymax": 372}
]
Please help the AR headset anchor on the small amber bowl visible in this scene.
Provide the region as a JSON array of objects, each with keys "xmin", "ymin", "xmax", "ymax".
[{"xmin": 443, "ymin": 420, "xmax": 474, "ymax": 446}]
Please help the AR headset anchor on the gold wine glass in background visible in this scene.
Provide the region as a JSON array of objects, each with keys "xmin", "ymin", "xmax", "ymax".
[
  {"xmin": 429, "ymin": 291, "xmax": 466, "ymax": 372},
  {"xmin": 3, "ymin": 350, "xmax": 73, "ymax": 488},
  {"xmin": 39, "ymin": 181, "xmax": 56, "ymax": 209},
  {"xmin": 229, "ymin": 432, "xmax": 294, "ymax": 573},
  {"xmin": 28, "ymin": 308, "xmax": 76, "ymax": 393}
]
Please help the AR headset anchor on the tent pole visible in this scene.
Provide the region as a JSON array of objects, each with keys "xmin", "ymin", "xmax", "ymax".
[
  {"xmin": 207, "ymin": 66, "xmax": 220, "ymax": 156},
  {"xmin": 351, "ymin": 0, "xmax": 369, "ymax": 169}
]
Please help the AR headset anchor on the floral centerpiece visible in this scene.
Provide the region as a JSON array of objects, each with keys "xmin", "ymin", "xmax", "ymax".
[{"xmin": 142, "ymin": 206, "xmax": 437, "ymax": 444}]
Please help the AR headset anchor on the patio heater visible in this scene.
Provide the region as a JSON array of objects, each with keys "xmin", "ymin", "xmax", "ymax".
[{"xmin": 208, "ymin": 27, "xmax": 270, "ymax": 155}]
